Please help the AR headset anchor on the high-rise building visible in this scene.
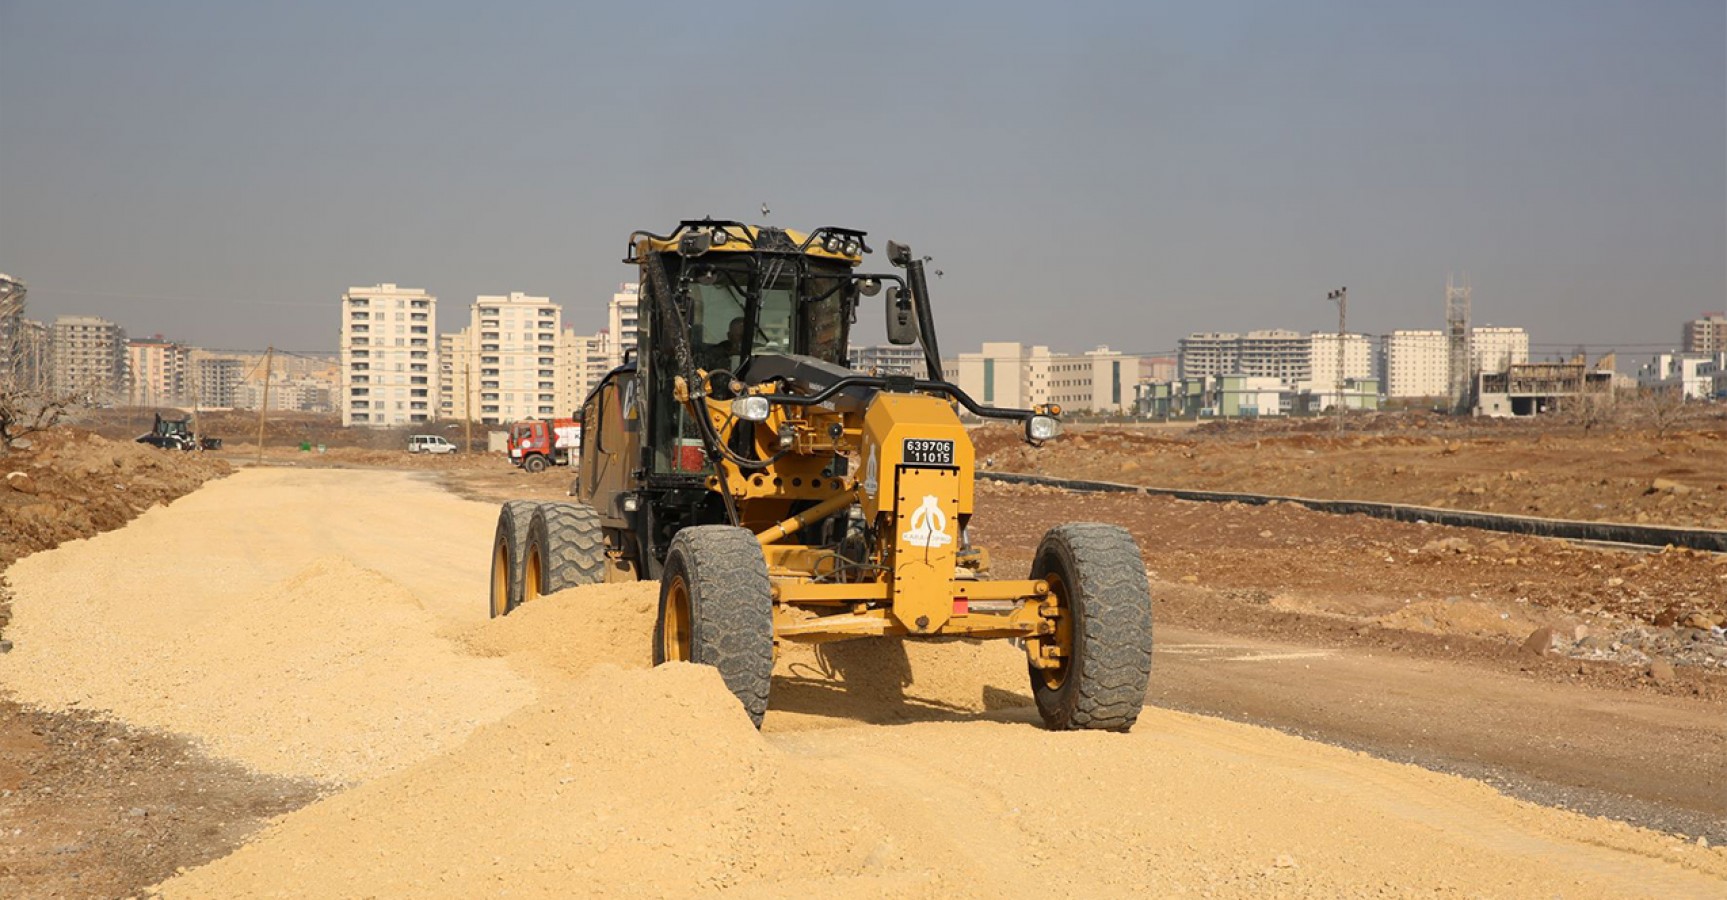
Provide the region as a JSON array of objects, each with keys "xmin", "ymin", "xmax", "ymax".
[
  {"xmin": 438, "ymin": 329, "xmax": 470, "ymax": 421},
  {"xmin": 187, "ymin": 353, "xmax": 243, "ymax": 408},
  {"xmin": 51, "ymin": 315, "xmax": 129, "ymax": 403},
  {"xmin": 1307, "ymin": 333, "xmax": 1373, "ymax": 392},
  {"xmin": 1471, "ymin": 326, "xmax": 1529, "ymax": 374},
  {"xmin": 1237, "ymin": 330, "xmax": 1309, "ymax": 384},
  {"xmin": 1177, "ymin": 333, "xmax": 1240, "ymax": 380},
  {"xmin": 468, "ymin": 291, "xmax": 560, "ymax": 425},
  {"xmin": 947, "ymin": 343, "xmax": 1141, "ymax": 414},
  {"xmin": 127, "ymin": 336, "xmax": 190, "ymax": 407},
  {"xmin": 1684, "ymin": 312, "xmax": 1727, "ymax": 354},
  {"xmin": 1384, "ymin": 330, "xmax": 1449, "ymax": 398},
  {"xmin": 607, "ymin": 284, "xmax": 640, "ymax": 367},
  {"xmin": 0, "ymin": 273, "xmax": 25, "ymax": 388},
  {"xmin": 848, "ymin": 344, "xmax": 926, "ymax": 376},
  {"xmin": 556, "ymin": 328, "xmax": 614, "ymax": 416},
  {"xmin": 340, "ymin": 283, "xmax": 436, "ymax": 427}
]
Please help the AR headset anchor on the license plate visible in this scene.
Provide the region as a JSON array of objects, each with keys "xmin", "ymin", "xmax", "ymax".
[{"xmin": 902, "ymin": 438, "xmax": 955, "ymax": 466}]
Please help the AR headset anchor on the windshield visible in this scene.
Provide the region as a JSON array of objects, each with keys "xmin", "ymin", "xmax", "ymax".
[{"xmin": 685, "ymin": 260, "xmax": 850, "ymax": 371}]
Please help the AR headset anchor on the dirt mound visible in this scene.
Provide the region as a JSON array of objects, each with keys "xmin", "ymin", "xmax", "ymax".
[
  {"xmin": 459, "ymin": 582, "xmax": 660, "ymax": 679},
  {"xmin": 153, "ymin": 660, "xmax": 1727, "ymax": 898},
  {"xmin": 2, "ymin": 555, "xmax": 532, "ymax": 783},
  {"xmin": 0, "ymin": 427, "xmax": 227, "ymax": 605}
]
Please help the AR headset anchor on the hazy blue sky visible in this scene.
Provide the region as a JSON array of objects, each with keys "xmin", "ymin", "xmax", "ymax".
[{"xmin": 2, "ymin": 0, "xmax": 1722, "ymax": 358}]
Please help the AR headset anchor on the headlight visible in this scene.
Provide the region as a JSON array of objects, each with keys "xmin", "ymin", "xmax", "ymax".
[
  {"xmin": 732, "ymin": 395, "xmax": 772, "ymax": 422},
  {"xmin": 824, "ymin": 234, "xmax": 844, "ymax": 254},
  {"xmin": 710, "ymin": 228, "xmax": 729, "ymax": 246},
  {"xmin": 843, "ymin": 237, "xmax": 861, "ymax": 256},
  {"xmin": 1026, "ymin": 414, "xmax": 1060, "ymax": 442}
]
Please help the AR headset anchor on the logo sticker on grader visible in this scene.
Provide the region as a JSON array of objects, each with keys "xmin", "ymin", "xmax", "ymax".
[{"xmin": 902, "ymin": 495, "xmax": 953, "ymax": 548}]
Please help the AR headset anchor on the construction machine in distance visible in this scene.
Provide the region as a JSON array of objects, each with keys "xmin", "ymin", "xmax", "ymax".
[
  {"xmin": 489, "ymin": 219, "xmax": 1153, "ymax": 731},
  {"xmin": 136, "ymin": 412, "xmax": 220, "ymax": 451}
]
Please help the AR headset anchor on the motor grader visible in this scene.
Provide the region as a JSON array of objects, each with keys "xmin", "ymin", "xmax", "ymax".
[{"xmin": 490, "ymin": 218, "xmax": 1153, "ymax": 731}]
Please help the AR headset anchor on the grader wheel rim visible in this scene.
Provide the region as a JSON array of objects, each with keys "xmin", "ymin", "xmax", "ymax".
[
  {"xmin": 1041, "ymin": 572, "xmax": 1074, "ymax": 691},
  {"xmin": 662, "ymin": 576, "xmax": 694, "ymax": 662},
  {"xmin": 524, "ymin": 544, "xmax": 544, "ymax": 604},
  {"xmin": 490, "ymin": 541, "xmax": 510, "ymax": 617}
]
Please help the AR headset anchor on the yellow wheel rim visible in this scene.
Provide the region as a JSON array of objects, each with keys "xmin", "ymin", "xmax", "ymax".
[
  {"xmin": 662, "ymin": 577, "xmax": 693, "ymax": 662},
  {"xmin": 1040, "ymin": 572, "xmax": 1074, "ymax": 691},
  {"xmin": 491, "ymin": 541, "xmax": 510, "ymax": 617},
  {"xmin": 524, "ymin": 544, "xmax": 544, "ymax": 605}
]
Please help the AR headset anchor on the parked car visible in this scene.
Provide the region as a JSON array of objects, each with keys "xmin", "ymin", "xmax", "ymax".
[{"xmin": 408, "ymin": 434, "xmax": 459, "ymax": 454}]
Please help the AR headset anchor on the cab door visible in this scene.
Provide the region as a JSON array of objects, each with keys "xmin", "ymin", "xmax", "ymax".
[{"xmin": 577, "ymin": 366, "xmax": 639, "ymax": 519}]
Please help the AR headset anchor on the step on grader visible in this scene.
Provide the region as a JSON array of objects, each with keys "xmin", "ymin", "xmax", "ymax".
[{"xmin": 490, "ymin": 219, "xmax": 1154, "ymax": 730}]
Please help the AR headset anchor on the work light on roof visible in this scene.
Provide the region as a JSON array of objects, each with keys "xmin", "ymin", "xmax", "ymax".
[{"xmin": 823, "ymin": 233, "xmax": 845, "ymax": 254}]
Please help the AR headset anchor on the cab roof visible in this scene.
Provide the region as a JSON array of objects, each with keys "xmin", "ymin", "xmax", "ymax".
[{"xmin": 632, "ymin": 220, "xmax": 866, "ymax": 265}]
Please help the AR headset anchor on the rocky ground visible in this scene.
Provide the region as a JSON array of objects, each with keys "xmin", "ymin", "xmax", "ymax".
[{"xmin": 974, "ymin": 411, "xmax": 1727, "ymax": 528}]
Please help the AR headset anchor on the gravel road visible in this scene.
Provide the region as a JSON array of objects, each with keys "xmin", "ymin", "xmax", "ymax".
[{"xmin": 3, "ymin": 468, "xmax": 1722, "ymax": 897}]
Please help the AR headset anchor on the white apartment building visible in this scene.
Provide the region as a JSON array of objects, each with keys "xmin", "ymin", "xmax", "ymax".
[
  {"xmin": 1177, "ymin": 333, "xmax": 1239, "ymax": 379},
  {"xmin": 607, "ymin": 284, "xmax": 640, "ymax": 367},
  {"xmin": 947, "ymin": 343, "xmax": 1140, "ymax": 414},
  {"xmin": 1383, "ymin": 330, "xmax": 1448, "ymax": 398},
  {"xmin": 1306, "ymin": 333, "xmax": 1373, "ymax": 392},
  {"xmin": 438, "ymin": 329, "xmax": 470, "ymax": 421},
  {"xmin": 470, "ymin": 292, "xmax": 560, "ymax": 425},
  {"xmin": 556, "ymin": 328, "xmax": 614, "ymax": 415},
  {"xmin": 340, "ymin": 283, "xmax": 436, "ymax": 427},
  {"xmin": 1683, "ymin": 313, "xmax": 1726, "ymax": 354},
  {"xmin": 51, "ymin": 314, "xmax": 128, "ymax": 402},
  {"xmin": 127, "ymin": 336, "xmax": 190, "ymax": 407},
  {"xmin": 849, "ymin": 344, "xmax": 926, "ymax": 376},
  {"xmin": 1471, "ymin": 326, "xmax": 1529, "ymax": 374}
]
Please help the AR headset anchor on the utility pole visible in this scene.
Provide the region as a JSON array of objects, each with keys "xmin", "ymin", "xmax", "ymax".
[
  {"xmin": 256, "ymin": 346, "xmax": 273, "ymax": 465},
  {"xmin": 1327, "ymin": 287, "xmax": 1347, "ymax": 432},
  {"xmin": 462, "ymin": 348, "xmax": 473, "ymax": 453}
]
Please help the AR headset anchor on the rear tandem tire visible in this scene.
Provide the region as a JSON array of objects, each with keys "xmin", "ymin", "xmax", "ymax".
[
  {"xmin": 490, "ymin": 500, "xmax": 541, "ymax": 618},
  {"xmin": 654, "ymin": 526, "xmax": 774, "ymax": 728},
  {"xmin": 525, "ymin": 502, "xmax": 606, "ymax": 603},
  {"xmin": 1028, "ymin": 523, "xmax": 1154, "ymax": 732}
]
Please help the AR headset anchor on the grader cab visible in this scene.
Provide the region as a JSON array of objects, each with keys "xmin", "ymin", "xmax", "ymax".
[{"xmin": 490, "ymin": 219, "xmax": 1153, "ymax": 731}]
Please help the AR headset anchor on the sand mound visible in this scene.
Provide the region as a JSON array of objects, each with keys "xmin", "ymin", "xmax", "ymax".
[
  {"xmin": 3, "ymin": 557, "xmax": 531, "ymax": 783},
  {"xmin": 461, "ymin": 581, "xmax": 1036, "ymax": 728},
  {"xmin": 459, "ymin": 581, "xmax": 660, "ymax": 679},
  {"xmin": 154, "ymin": 663, "xmax": 939, "ymax": 898}
]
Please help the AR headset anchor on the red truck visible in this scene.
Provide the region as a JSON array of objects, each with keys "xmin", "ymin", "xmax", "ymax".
[{"xmin": 507, "ymin": 417, "xmax": 581, "ymax": 473}]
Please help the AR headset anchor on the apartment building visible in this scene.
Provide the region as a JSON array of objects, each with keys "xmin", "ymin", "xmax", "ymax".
[
  {"xmin": 438, "ymin": 329, "xmax": 470, "ymax": 421},
  {"xmin": 1684, "ymin": 313, "xmax": 1727, "ymax": 354},
  {"xmin": 849, "ymin": 344, "xmax": 926, "ymax": 376},
  {"xmin": 607, "ymin": 284, "xmax": 640, "ymax": 367},
  {"xmin": 556, "ymin": 328, "xmax": 614, "ymax": 415},
  {"xmin": 947, "ymin": 343, "xmax": 1140, "ymax": 414},
  {"xmin": 340, "ymin": 283, "xmax": 436, "ymax": 427},
  {"xmin": 1383, "ymin": 330, "xmax": 1449, "ymax": 398},
  {"xmin": 466, "ymin": 292, "xmax": 560, "ymax": 425},
  {"xmin": 127, "ymin": 335, "xmax": 190, "ymax": 406},
  {"xmin": 1306, "ymin": 333, "xmax": 1373, "ymax": 392},
  {"xmin": 1176, "ymin": 332, "xmax": 1239, "ymax": 380},
  {"xmin": 188, "ymin": 353, "xmax": 244, "ymax": 407},
  {"xmin": 51, "ymin": 315, "xmax": 129, "ymax": 402},
  {"xmin": 1471, "ymin": 326, "xmax": 1529, "ymax": 374}
]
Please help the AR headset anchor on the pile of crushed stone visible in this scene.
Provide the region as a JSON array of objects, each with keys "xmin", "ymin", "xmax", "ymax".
[{"xmin": 156, "ymin": 584, "xmax": 1727, "ymax": 898}]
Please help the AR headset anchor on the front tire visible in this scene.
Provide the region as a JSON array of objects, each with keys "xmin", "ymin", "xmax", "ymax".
[
  {"xmin": 523, "ymin": 454, "xmax": 549, "ymax": 474},
  {"xmin": 524, "ymin": 502, "xmax": 606, "ymax": 603},
  {"xmin": 1028, "ymin": 524, "xmax": 1154, "ymax": 732},
  {"xmin": 490, "ymin": 501, "xmax": 540, "ymax": 618},
  {"xmin": 654, "ymin": 526, "xmax": 774, "ymax": 727}
]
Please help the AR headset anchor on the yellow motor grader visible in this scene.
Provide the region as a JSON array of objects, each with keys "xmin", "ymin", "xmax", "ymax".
[{"xmin": 490, "ymin": 219, "xmax": 1153, "ymax": 730}]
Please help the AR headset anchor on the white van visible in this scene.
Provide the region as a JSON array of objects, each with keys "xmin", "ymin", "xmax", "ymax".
[{"xmin": 407, "ymin": 434, "xmax": 458, "ymax": 454}]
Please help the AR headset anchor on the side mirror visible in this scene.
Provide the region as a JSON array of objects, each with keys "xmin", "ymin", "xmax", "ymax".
[
  {"xmin": 885, "ymin": 286, "xmax": 919, "ymax": 345},
  {"xmin": 886, "ymin": 240, "xmax": 912, "ymax": 268}
]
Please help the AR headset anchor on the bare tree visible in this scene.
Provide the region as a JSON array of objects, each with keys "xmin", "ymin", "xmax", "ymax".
[
  {"xmin": 1557, "ymin": 391, "xmax": 1618, "ymax": 433},
  {"xmin": 1633, "ymin": 386, "xmax": 1692, "ymax": 440},
  {"xmin": 0, "ymin": 382, "xmax": 79, "ymax": 452}
]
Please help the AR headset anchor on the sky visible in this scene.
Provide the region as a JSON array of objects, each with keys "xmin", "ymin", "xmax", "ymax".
[{"xmin": 1, "ymin": 0, "xmax": 1722, "ymax": 359}]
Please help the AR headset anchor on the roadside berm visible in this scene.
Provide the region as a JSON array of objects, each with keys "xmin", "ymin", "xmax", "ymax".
[{"xmin": 1, "ymin": 468, "xmax": 1722, "ymax": 897}]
